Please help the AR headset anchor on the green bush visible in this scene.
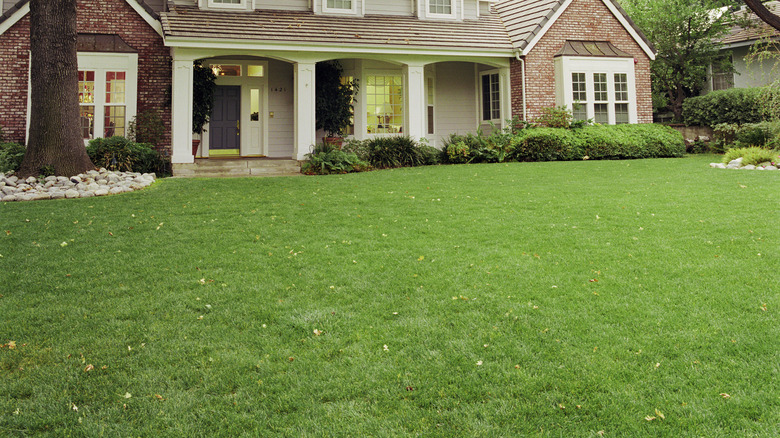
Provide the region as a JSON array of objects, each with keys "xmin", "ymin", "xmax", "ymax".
[
  {"xmin": 713, "ymin": 121, "xmax": 780, "ymax": 152},
  {"xmin": 302, "ymin": 143, "xmax": 369, "ymax": 175},
  {"xmin": 440, "ymin": 127, "xmax": 516, "ymax": 164},
  {"xmin": 511, "ymin": 128, "xmax": 584, "ymax": 162},
  {"xmin": 0, "ymin": 125, "xmax": 5, "ymax": 142},
  {"xmin": 722, "ymin": 146, "xmax": 779, "ymax": 166},
  {"xmin": 365, "ymin": 136, "xmax": 426, "ymax": 169},
  {"xmin": 86, "ymin": 136, "xmax": 170, "ymax": 176},
  {"xmin": 128, "ymin": 109, "xmax": 165, "ymax": 147},
  {"xmin": 341, "ymin": 138, "xmax": 371, "ymax": 162},
  {"xmin": 682, "ymin": 87, "xmax": 776, "ymax": 127},
  {"xmin": 418, "ymin": 144, "xmax": 441, "ymax": 166},
  {"xmin": 0, "ymin": 142, "xmax": 25, "ymax": 173}
]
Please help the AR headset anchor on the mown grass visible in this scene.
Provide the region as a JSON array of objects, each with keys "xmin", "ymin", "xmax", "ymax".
[{"xmin": 1, "ymin": 155, "xmax": 777, "ymax": 437}]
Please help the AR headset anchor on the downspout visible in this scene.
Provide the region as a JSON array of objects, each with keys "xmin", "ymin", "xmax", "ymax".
[{"xmin": 515, "ymin": 50, "xmax": 527, "ymax": 121}]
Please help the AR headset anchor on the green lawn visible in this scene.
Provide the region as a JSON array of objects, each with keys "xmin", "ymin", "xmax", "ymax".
[{"xmin": 1, "ymin": 155, "xmax": 777, "ymax": 436}]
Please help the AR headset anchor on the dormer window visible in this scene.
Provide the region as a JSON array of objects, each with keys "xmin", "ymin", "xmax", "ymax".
[
  {"xmin": 207, "ymin": 0, "xmax": 246, "ymax": 9},
  {"xmin": 323, "ymin": 0, "xmax": 357, "ymax": 14},
  {"xmin": 429, "ymin": 0, "xmax": 452, "ymax": 15},
  {"xmin": 425, "ymin": 0, "xmax": 457, "ymax": 19}
]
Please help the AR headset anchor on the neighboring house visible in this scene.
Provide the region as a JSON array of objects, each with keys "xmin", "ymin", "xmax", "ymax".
[
  {"xmin": 0, "ymin": 0, "xmax": 654, "ymax": 173},
  {"xmin": 705, "ymin": 1, "xmax": 780, "ymax": 93}
]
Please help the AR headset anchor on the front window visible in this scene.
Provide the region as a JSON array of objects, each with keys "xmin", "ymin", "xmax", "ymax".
[
  {"xmin": 427, "ymin": 77, "xmax": 435, "ymax": 135},
  {"xmin": 593, "ymin": 73, "xmax": 609, "ymax": 124},
  {"xmin": 78, "ymin": 71, "xmax": 95, "ymax": 139},
  {"xmin": 104, "ymin": 72, "xmax": 126, "ymax": 137},
  {"xmin": 571, "ymin": 72, "xmax": 587, "ymax": 121},
  {"xmin": 481, "ymin": 72, "xmax": 500, "ymax": 121},
  {"xmin": 712, "ymin": 56, "xmax": 734, "ymax": 91},
  {"xmin": 614, "ymin": 73, "xmax": 629, "ymax": 124},
  {"xmin": 366, "ymin": 75, "xmax": 404, "ymax": 134}
]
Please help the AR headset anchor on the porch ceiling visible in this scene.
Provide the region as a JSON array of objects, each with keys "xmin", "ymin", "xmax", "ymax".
[{"xmin": 161, "ymin": 6, "xmax": 514, "ymax": 53}]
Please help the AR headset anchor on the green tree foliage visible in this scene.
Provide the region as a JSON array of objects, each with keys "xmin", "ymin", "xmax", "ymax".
[{"xmin": 619, "ymin": 0, "xmax": 739, "ymax": 120}]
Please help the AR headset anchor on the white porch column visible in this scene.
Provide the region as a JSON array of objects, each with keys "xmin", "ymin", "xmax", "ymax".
[
  {"xmin": 171, "ymin": 52, "xmax": 195, "ymax": 164},
  {"xmin": 499, "ymin": 66, "xmax": 513, "ymax": 127},
  {"xmin": 404, "ymin": 63, "xmax": 426, "ymax": 141},
  {"xmin": 294, "ymin": 62, "xmax": 316, "ymax": 161}
]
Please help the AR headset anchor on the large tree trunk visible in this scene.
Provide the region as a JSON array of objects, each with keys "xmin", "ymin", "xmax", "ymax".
[
  {"xmin": 743, "ymin": 0, "xmax": 780, "ymax": 31},
  {"xmin": 17, "ymin": 0, "xmax": 94, "ymax": 178}
]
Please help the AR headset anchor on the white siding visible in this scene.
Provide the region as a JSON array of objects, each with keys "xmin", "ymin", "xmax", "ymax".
[
  {"xmin": 256, "ymin": 0, "xmax": 310, "ymax": 11},
  {"xmin": 733, "ymin": 45, "xmax": 779, "ymax": 89},
  {"xmin": 463, "ymin": 0, "xmax": 479, "ymax": 20},
  {"xmin": 434, "ymin": 62, "xmax": 478, "ymax": 143},
  {"xmin": 366, "ymin": 0, "xmax": 413, "ymax": 16},
  {"xmin": 478, "ymin": 1, "xmax": 491, "ymax": 15},
  {"xmin": 267, "ymin": 60, "xmax": 295, "ymax": 158}
]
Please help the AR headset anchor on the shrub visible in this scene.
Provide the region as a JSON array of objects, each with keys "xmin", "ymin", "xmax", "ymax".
[
  {"xmin": 712, "ymin": 121, "xmax": 780, "ymax": 152},
  {"xmin": 533, "ymin": 106, "xmax": 574, "ymax": 128},
  {"xmin": 341, "ymin": 138, "xmax": 371, "ymax": 162},
  {"xmin": 682, "ymin": 87, "xmax": 775, "ymax": 127},
  {"xmin": 0, "ymin": 142, "xmax": 25, "ymax": 173},
  {"xmin": 440, "ymin": 127, "xmax": 516, "ymax": 164},
  {"xmin": 365, "ymin": 136, "xmax": 425, "ymax": 169},
  {"xmin": 0, "ymin": 125, "xmax": 5, "ymax": 142},
  {"xmin": 128, "ymin": 109, "xmax": 165, "ymax": 148},
  {"xmin": 302, "ymin": 144, "xmax": 369, "ymax": 175},
  {"xmin": 722, "ymin": 146, "xmax": 779, "ymax": 166},
  {"xmin": 418, "ymin": 144, "xmax": 441, "ymax": 166},
  {"xmin": 86, "ymin": 136, "xmax": 170, "ymax": 176},
  {"xmin": 511, "ymin": 128, "xmax": 584, "ymax": 162}
]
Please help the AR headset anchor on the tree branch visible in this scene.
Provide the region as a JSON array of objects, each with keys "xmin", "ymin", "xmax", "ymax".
[{"xmin": 743, "ymin": 0, "xmax": 780, "ymax": 31}]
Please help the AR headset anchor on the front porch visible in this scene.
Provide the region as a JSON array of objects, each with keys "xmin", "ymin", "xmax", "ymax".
[{"xmin": 169, "ymin": 48, "xmax": 513, "ymax": 170}]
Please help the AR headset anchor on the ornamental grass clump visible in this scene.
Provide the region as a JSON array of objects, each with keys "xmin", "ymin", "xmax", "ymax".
[{"xmin": 722, "ymin": 146, "xmax": 779, "ymax": 166}]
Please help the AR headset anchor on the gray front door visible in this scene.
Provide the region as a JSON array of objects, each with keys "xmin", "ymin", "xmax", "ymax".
[{"xmin": 210, "ymin": 85, "xmax": 241, "ymax": 154}]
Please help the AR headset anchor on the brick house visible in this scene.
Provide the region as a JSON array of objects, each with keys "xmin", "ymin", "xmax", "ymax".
[{"xmin": 0, "ymin": 0, "xmax": 654, "ymax": 174}]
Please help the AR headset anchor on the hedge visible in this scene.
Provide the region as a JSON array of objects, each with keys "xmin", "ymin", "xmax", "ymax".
[{"xmin": 682, "ymin": 87, "xmax": 776, "ymax": 127}]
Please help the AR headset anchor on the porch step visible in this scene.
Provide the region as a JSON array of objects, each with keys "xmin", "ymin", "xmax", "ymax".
[{"xmin": 173, "ymin": 158, "xmax": 302, "ymax": 178}]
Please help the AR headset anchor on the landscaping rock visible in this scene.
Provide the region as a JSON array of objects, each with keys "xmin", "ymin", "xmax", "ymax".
[
  {"xmin": 64, "ymin": 189, "xmax": 80, "ymax": 199},
  {"xmin": 2, "ymin": 195, "xmax": 17, "ymax": 202},
  {"xmin": 710, "ymin": 163, "xmax": 726, "ymax": 169},
  {"xmin": 741, "ymin": 165, "xmax": 756, "ymax": 170}
]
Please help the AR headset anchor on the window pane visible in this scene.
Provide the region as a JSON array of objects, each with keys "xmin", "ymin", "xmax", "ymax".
[
  {"xmin": 572, "ymin": 102, "xmax": 588, "ymax": 122},
  {"xmin": 614, "ymin": 73, "xmax": 628, "ymax": 102},
  {"xmin": 213, "ymin": 0, "xmax": 241, "ymax": 3},
  {"xmin": 571, "ymin": 72, "xmax": 587, "ymax": 102},
  {"xmin": 106, "ymin": 71, "xmax": 126, "ymax": 104},
  {"xmin": 615, "ymin": 103, "xmax": 629, "ymax": 124},
  {"xmin": 104, "ymin": 106, "xmax": 125, "ymax": 137},
  {"xmin": 482, "ymin": 73, "xmax": 500, "ymax": 121},
  {"xmin": 80, "ymin": 106, "xmax": 94, "ymax": 139},
  {"xmin": 366, "ymin": 75, "xmax": 404, "ymax": 134},
  {"xmin": 327, "ymin": 0, "xmax": 352, "ymax": 9},
  {"xmin": 79, "ymin": 71, "xmax": 95, "ymax": 104},
  {"xmin": 250, "ymin": 88, "xmax": 260, "ymax": 121},
  {"xmin": 248, "ymin": 65, "xmax": 265, "ymax": 77},
  {"xmin": 429, "ymin": 0, "xmax": 452, "ymax": 14},
  {"xmin": 593, "ymin": 73, "xmax": 608, "ymax": 102},
  {"xmin": 594, "ymin": 103, "xmax": 609, "ymax": 124},
  {"xmin": 211, "ymin": 64, "xmax": 241, "ymax": 77},
  {"xmin": 427, "ymin": 77, "xmax": 434, "ymax": 135}
]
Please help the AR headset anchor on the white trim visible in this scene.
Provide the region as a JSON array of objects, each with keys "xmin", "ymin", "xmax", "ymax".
[
  {"xmin": 425, "ymin": 0, "xmax": 458, "ymax": 20},
  {"xmin": 0, "ymin": 1, "xmax": 162, "ymax": 38},
  {"xmin": 521, "ymin": 0, "xmax": 656, "ymax": 61},
  {"xmin": 0, "ymin": 2, "xmax": 30, "ymax": 35},
  {"xmin": 125, "ymin": 0, "xmax": 163, "ymax": 37},
  {"xmin": 555, "ymin": 56, "xmax": 637, "ymax": 124},
  {"xmin": 164, "ymin": 37, "xmax": 513, "ymax": 59},
  {"xmin": 479, "ymin": 69, "xmax": 501, "ymax": 123},
  {"xmin": 322, "ymin": 0, "xmax": 359, "ymax": 15}
]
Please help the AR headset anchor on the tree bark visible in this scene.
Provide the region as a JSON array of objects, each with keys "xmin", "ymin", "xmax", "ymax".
[
  {"xmin": 18, "ymin": 0, "xmax": 94, "ymax": 178},
  {"xmin": 743, "ymin": 0, "xmax": 780, "ymax": 31}
]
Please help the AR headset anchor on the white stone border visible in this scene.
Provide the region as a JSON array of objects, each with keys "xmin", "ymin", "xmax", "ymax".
[
  {"xmin": 710, "ymin": 157, "xmax": 778, "ymax": 170},
  {"xmin": 1, "ymin": 169, "xmax": 156, "ymax": 202}
]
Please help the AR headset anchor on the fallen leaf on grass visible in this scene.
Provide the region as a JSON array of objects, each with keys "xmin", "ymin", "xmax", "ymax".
[
  {"xmin": 645, "ymin": 416, "xmax": 656, "ymax": 421},
  {"xmin": 154, "ymin": 394, "xmax": 165, "ymax": 400},
  {"xmin": 124, "ymin": 392, "xmax": 132, "ymax": 399},
  {"xmin": 84, "ymin": 364, "xmax": 94, "ymax": 372},
  {"xmin": 655, "ymin": 409, "xmax": 665, "ymax": 420},
  {"xmin": 8, "ymin": 341, "xmax": 16, "ymax": 349},
  {"xmin": 720, "ymin": 393, "xmax": 731, "ymax": 399},
  {"xmin": 313, "ymin": 329, "xmax": 323, "ymax": 336}
]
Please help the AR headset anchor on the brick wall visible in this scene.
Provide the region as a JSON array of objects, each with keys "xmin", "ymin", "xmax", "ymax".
[
  {"xmin": 0, "ymin": 0, "xmax": 172, "ymax": 152},
  {"xmin": 511, "ymin": 0, "xmax": 654, "ymax": 124}
]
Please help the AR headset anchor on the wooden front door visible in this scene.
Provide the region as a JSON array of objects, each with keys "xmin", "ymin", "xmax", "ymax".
[{"xmin": 209, "ymin": 85, "xmax": 241, "ymax": 156}]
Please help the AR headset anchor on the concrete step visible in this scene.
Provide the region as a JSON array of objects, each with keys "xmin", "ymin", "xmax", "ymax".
[{"xmin": 173, "ymin": 159, "xmax": 301, "ymax": 178}]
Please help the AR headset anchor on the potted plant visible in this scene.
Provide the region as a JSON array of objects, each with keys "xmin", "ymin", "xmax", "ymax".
[
  {"xmin": 316, "ymin": 61, "xmax": 358, "ymax": 146},
  {"xmin": 192, "ymin": 60, "xmax": 217, "ymax": 156}
]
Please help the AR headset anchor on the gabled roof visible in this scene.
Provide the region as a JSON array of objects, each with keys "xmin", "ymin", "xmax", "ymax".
[
  {"xmin": 719, "ymin": 1, "xmax": 780, "ymax": 47},
  {"xmin": 161, "ymin": 5, "xmax": 514, "ymax": 55},
  {"xmin": 0, "ymin": 0, "xmax": 162, "ymax": 36},
  {"xmin": 495, "ymin": 0, "xmax": 655, "ymax": 59}
]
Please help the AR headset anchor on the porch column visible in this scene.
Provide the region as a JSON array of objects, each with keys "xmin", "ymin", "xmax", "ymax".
[
  {"xmin": 171, "ymin": 53, "xmax": 195, "ymax": 164},
  {"xmin": 404, "ymin": 63, "xmax": 426, "ymax": 141},
  {"xmin": 294, "ymin": 62, "xmax": 316, "ymax": 161},
  {"xmin": 499, "ymin": 66, "xmax": 513, "ymax": 127}
]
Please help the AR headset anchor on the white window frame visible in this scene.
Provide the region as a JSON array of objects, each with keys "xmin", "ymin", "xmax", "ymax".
[
  {"xmin": 28, "ymin": 52, "xmax": 138, "ymax": 145},
  {"xmin": 426, "ymin": 74, "xmax": 436, "ymax": 136},
  {"xmin": 426, "ymin": 0, "xmax": 457, "ymax": 19},
  {"xmin": 479, "ymin": 70, "xmax": 501, "ymax": 123},
  {"xmin": 364, "ymin": 70, "xmax": 405, "ymax": 136},
  {"xmin": 322, "ymin": 0, "xmax": 358, "ymax": 15},
  {"xmin": 555, "ymin": 56, "xmax": 637, "ymax": 125},
  {"xmin": 206, "ymin": 0, "xmax": 247, "ymax": 10}
]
